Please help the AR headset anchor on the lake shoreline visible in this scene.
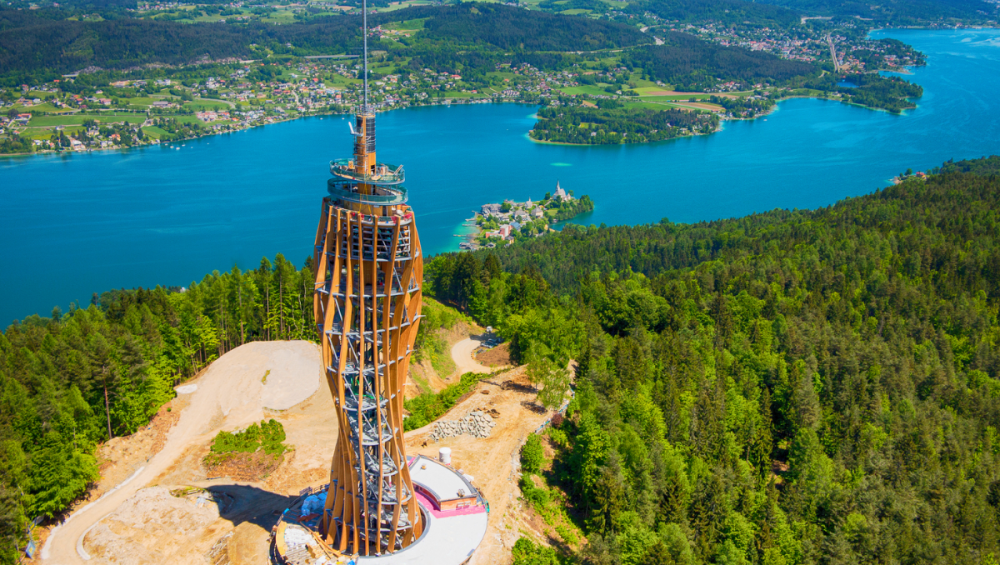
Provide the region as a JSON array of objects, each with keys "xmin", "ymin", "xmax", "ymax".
[
  {"xmin": 6, "ymin": 75, "xmax": 920, "ymax": 157},
  {"xmin": 2, "ymin": 28, "xmax": 997, "ymax": 324},
  {"xmin": 1, "ymin": 99, "xmax": 512, "ymax": 158}
]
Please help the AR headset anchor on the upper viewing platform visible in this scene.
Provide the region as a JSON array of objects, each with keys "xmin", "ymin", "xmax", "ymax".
[
  {"xmin": 327, "ymin": 179, "xmax": 408, "ymax": 206},
  {"xmin": 331, "ymin": 159, "xmax": 405, "ymax": 185}
]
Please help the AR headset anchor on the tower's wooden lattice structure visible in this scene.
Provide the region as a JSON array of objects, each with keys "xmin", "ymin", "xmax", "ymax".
[{"xmin": 312, "ymin": 1, "xmax": 424, "ymax": 554}]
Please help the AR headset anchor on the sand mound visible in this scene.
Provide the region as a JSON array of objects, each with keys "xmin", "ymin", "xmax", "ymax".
[{"xmin": 190, "ymin": 340, "xmax": 322, "ymax": 434}]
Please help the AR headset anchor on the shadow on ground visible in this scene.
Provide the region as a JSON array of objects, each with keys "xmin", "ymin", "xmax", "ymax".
[{"xmin": 206, "ymin": 484, "xmax": 299, "ymax": 530}]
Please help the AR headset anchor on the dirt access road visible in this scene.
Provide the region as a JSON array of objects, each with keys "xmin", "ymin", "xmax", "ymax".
[
  {"xmin": 44, "ymin": 333, "xmax": 540, "ymax": 565},
  {"xmin": 41, "ymin": 341, "xmax": 322, "ymax": 565},
  {"xmin": 451, "ymin": 336, "xmax": 494, "ymax": 375},
  {"xmin": 406, "ymin": 368, "xmax": 554, "ymax": 565}
]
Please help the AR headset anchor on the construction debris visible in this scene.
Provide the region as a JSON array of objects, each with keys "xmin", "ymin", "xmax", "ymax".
[{"xmin": 429, "ymin": 411, "xmax": 496, "ymax": 442}]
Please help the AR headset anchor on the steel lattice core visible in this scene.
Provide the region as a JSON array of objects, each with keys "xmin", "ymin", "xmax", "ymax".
[{"xmin": 312, "ymin": 105, "xmax": 424, "ymax": 556}]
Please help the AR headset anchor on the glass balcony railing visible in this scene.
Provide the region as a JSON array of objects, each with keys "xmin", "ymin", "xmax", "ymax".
[
  {"xmin": 330, "ymin": 159, "xmax": 405, "ymax": 185},
  {"xmin": 327, "ymin": 179, "xmax": 408, "ymax": 206}
]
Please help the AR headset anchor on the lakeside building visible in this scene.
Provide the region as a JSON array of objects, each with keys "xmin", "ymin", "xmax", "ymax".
[{"xmin": 476, "ymin": 181, "xmax": 577, "ymax": 244}]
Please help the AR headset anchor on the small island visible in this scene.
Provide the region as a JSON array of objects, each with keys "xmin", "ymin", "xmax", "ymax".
[
  {"xmin": 529, "ymin": 101, "xmax": 719, "ymax": 145},
  {"xmin": 461, "ymin": 182, "xmax": 594, "ymax": 249}
]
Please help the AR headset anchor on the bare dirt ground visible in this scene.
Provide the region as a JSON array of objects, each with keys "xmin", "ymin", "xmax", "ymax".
[
  {"xmin": 43, "ymin": 336, "xmax": 546, "ymax": 565},
  {"xmin": 41, "ymin": 341, "xmax": 323, "ymax": 565},
  {"xmin": 407, "ymin": 320, "xmax": 484, "ymax": 398},
  {"xmin": 405, "ymin": 368, "xmax": 555, "ymax": 565},
  {"xmin": 477, "ymin": 342, "xmax": 512, "ymax": 368}
]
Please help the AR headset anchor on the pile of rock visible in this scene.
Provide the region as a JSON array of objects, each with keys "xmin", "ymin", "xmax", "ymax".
[{"xmin": 429, "ymin": 411, "xmax": 496, "ymax": 442}]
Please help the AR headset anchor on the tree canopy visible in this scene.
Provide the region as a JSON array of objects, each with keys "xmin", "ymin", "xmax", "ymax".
[{"xmin": 429, "ymin": 159, "xmax": 1000, "ymax": 564}]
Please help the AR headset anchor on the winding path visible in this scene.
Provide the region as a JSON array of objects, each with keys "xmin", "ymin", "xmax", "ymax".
[
  {"xmin": 42, "ymin": 341, "xmax": 320, "ymax": 565},
  {"xmin": 450, "ymin": 337, "xmax": 494, "ymax": 376}
]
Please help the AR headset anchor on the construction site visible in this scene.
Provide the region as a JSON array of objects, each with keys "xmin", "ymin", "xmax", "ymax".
[
  {"xmin": 34, "ymin": 3, "xmax": 559, "ymax": 562},
  {"xmin": 32, "ymin": 338, "xmax": 556, "ymax": 565}
]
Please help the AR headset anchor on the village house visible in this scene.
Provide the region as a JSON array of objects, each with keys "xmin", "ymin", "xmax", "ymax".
[{"xmin": 481, "ymin": 203, "xmax": 504, "ymax": 216}]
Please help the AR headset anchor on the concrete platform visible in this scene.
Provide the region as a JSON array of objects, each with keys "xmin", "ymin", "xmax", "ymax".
[{"xmin": 272, "ymin": 456, "xmax": 488, "ymax": 565}]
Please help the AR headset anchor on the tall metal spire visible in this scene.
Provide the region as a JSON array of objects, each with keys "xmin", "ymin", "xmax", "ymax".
[{"xmin": 362, "ymin": 0, "xmax": 368, "ymax": 111}]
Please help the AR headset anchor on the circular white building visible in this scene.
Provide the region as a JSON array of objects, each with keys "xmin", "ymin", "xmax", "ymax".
[{"xmin": 272, "ymin": 454, "xmax": 488, "ymax": 565}]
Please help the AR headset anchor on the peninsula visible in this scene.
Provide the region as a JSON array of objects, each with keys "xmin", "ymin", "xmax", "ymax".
[{"xmin": 464, "ymin": 183, "xmax": 593, "ymax": 249}]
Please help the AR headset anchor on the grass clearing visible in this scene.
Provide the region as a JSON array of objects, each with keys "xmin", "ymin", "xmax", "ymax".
[
  {"xmin": 16, "ymin": 103, "xmax": 61, "ymax": 113},
  {"xmin": 558, "ymin": 85, "xmax": 611, "ymax": 96},
  {"xmin": 141, "ymin": 126, "xmax": 170, "ymax": 139},
  {"xmin": 638, "ymin": 94, "xmax": 715, "ymax": 102},
  {"xmin": 183, "ymin": 100, "xmax": 230, "ymax": 111},
  {"xmin": 623, "ymin": 100, "xmax": 688, "ymax": 110},
  {"xmin": 383, "ymin": 17, "xmax": 427, "ymax": 29},
  {"xmin": 25, "ymin": 114, "xmax": 145, "ymax": 127}
]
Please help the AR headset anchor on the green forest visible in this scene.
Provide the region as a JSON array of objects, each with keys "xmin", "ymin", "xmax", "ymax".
[
  {"xmin": 755, "ymin": 0, "xmax": 998, "ymax": 24},
  {"xmin": 0, "ymin": 4, "xmax": 647, "ymax": 81},
  {"xmin": 624, "ymin": 32, "xmax": 820, "ymax": 91},
  {"xmin": 0, "ymin": 254, "xmax": 315, "ymax": 562},
  {"xmin": 626, "ymin": 0, "xmax": 803, "ymax": 29},
  {"xmin": 710, "ymin": 95, "xmax": 776, "ymax": 119},
  {"xmin": 428, "ymin": 156, "xmax": 1000, "ymax": 564},
  {"xmin": 531, "ymin": 104, "xmax": 719, "ymax": 145},
  {"xmin": 838, "ymin": 73, "xmax": 923, "ymax": 114},
  {"xmin": 4, "ymin": 151, "xmax": 1000, "ymax": 563}
]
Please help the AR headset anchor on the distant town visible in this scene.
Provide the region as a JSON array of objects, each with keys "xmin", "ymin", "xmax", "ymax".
[
  {"xmin": 0, "ymin": 9, "xmax": 930, "ymax": 154},
  {"xmin": 0, "ymin": 59, "xmax": 608, "ymax": 153}
]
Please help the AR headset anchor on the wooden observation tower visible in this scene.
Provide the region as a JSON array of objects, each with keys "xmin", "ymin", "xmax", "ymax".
[{"xmin": 312, "ymin": 0, "xmax": 424, "ymax": 555}]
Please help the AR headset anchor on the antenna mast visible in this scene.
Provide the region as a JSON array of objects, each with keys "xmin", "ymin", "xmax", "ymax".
[{"xmin": 363, "ymin": 0, "xmax": 368, "ymax": 112}]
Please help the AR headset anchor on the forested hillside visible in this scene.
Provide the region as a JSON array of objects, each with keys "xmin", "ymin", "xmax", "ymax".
[
  {"xmin": 418, "ymin": 4, "xmax": 646, "ymax": 51},
  {"xmin": 627, "ymin": 0, "xmax": 802, "ymax": 28},
  {"xmin": 6, "ymin": 158, "xmax": 1000, "ymax": 565},
  {"xmin": 0, "ymin": 11, "xmax": 263, "ymax": 73},
  {"xmin": 624, "ymin": 32, "xmax": 819, "ymax": 90},
  {"xmin": 0, "ymin": 4, "xmax": 645, "ymax": 76},
  {"xmin": 932, "ymin": 155, "xmax": 1000, "ymax": 176},
  {"xmin": 756, "ymin": 0, "xmax": 998, "ymax": 23},
  {"xmin": 0, "ymin": 255, "xmax": 315, "ymax": 563},
  {"xmin": 428, "ymin": 160, "xmax": 1000, "ymax": 564}
]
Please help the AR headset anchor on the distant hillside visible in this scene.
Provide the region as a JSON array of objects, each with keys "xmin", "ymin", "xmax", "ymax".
[
  {"xmin": 755, "ymin": 0, "xmax": 998, "ymax": 23},
  {"xmin": 0, "ymin": 12, "xmax": 261, "ymax": 73},
  {"xmin": 624, "ymin": 31, "xmax": 819, "ymax": 90},
  {"xmin": 417, "ymin": 4, "xmax": 647, "ymax": 51},
  {"xmin": 0, "ymin": 5, "xmax": 646, "ymax": 76},
  {"xmin": 628, "ymin": 0, "xmax": 803, "ymax": 28}
]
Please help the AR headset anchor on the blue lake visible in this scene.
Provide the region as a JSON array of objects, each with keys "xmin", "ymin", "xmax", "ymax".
[{"xmin": 2, "ymin": 28, "xmax": 999, "ymax": 324}]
